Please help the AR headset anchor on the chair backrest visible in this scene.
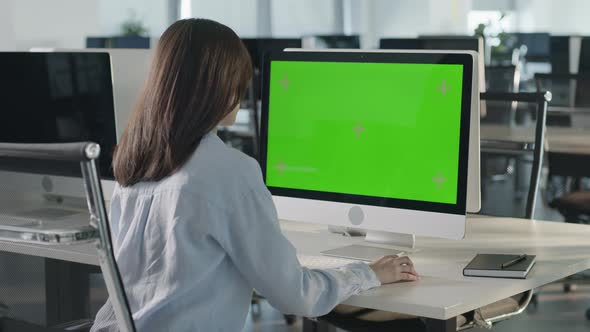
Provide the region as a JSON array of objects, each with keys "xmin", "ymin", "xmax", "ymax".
[
  {"xmin": 480, "ymin": 92, "xmax": 551, "ymax": 219},
  {"xmin": 550, "ymin": 36, "xmax": 571, "ymax": 74},
  {"xmin": 0, "ymin": 142, "xmax": 136, "ymax": 332},
  {"xmin": 535, "ymin": 73, "xmax": 590, "ymax": 108},
  {"xmin": 483, "ymin": 65, "xmax": 521, "ymax": 125},
  {"xmin": 486, "ymin": 65, "xmax": 520, "ymax": 93}
]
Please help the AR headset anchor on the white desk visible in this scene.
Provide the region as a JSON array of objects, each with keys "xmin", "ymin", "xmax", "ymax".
[
  {"xmin": 481, "ymin": 124, "xmax": 590, "ymax": 178},
  {"xmin": 283, "ymin": 216, "xmax": 590, "ymax": 327},
  {"xmin": 549, "ymin": 106, "xmax": 590, "ymax": 114},
  {"xmin": 0, "ymin": 240, "xmax": 98, "ymax": 266},
  {"xmin": 1, "ymin": 215, "xmax": 590, "ymax": 331},
  {"xmin": 481, "ymin": 124, "xmax": 590, "ymax": 155}
]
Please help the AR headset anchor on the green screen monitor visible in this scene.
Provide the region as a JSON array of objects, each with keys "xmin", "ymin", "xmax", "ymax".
[{"xmin": 261, "ymin": 51, "xmax": 477, "ymax": 241}]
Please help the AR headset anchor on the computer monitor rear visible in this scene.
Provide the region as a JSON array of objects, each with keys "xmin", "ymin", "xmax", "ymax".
[{"xmin": 261, "ymin": 51, "xmax": 475, "ymax": 240}]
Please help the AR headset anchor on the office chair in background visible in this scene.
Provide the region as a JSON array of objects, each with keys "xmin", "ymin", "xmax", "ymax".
[
  {"xmin": 481, "ymin": 65, "xmax": 524, "ymax": 197},
  {"xmin": 462, "ymin": 92, "xmax": 550, "ymax": 330},
  {"xmin": 0, "ymin": 142, "xmax": 136, "ymax": 332}
]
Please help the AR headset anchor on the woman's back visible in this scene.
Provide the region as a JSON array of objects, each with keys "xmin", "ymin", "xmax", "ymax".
[
  {"xmin": 91, "ymin": 18, "xmax": 417, "ymax": 331},
  {"xmin": 93, "ymin": 132, "xmax": 276, "ymax": 331}
]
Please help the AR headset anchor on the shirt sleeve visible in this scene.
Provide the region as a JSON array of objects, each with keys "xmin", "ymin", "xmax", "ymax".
[{"xmin": 213, "ymin": 178, "xmax": 381, "ymax": 317}]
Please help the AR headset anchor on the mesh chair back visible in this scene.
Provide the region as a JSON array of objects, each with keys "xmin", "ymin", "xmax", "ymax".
[
  {"xmin": 480, "ymin": 92, "xmax": 551, "ymax": 219},
  {"xmin": 0, "ymin": 142, "xmax": 136, "ymax": 332}
]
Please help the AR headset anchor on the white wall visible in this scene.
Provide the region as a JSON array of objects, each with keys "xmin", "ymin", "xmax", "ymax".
[
  {"xmin": 189, "ymin": 0, "xmax": 258, "ymax": 36},
  {"xmin": 98, "ymin": 0, "xmax": 171, "ymax": 37},
  {"xmin": 0, "ymin": 0, "xmax": 16, "ymax": 51},
  {"xmin": 428, "ymin": 0, "xmax": 470, "ymax": 35},
  {"xmin": 0, "ymin": 0, "xmax": 171, "ymax": 51},
  {"xmin": 184, "ymin": 0, "xmax": 337, "ymax": 38},
  {"xmin": 4, "ymin": 0, "xmax": 590, "ymax": 52},
  {"xmin": 271, "ymin": 0, "xmax": 337, "ymax": 37},
  {"xmin": 515, "ymin": 0, "xmax": 590, "ymax": 35},
  {"xmin": 5, "ymin": 0, "xmax": 101, "ymax": 50},
  {"xmin": 353, "ymin": 0, "xmax": 471, "ymax": 49}
]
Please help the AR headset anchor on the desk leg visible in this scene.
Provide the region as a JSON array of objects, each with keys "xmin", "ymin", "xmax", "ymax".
[
  {"xmin": 425, "ymin": 317, "xmax": 457, "ymax": 332},
  {"xmin": 302, "ymin": 318, "xmax": 336, "ymax": 332},
  {"xmin": 45, "ymin": 259, "xmax": 90, "ymax": 325}
]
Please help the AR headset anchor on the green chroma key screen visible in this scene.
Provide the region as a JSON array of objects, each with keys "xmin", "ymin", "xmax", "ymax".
[{"xmin": 265, "ymin": 61, "xmax": 464, "ymax": 204}]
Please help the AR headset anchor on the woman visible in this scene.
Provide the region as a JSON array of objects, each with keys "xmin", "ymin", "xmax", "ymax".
[{"xmin": 91, "ymin": 18, "xmax": 420, "ymax": 331}]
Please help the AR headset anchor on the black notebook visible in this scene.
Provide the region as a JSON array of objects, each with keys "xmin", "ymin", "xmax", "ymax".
[{"xmin": 463, "ymin": 254, "xmax": 536, "ymax": 279}]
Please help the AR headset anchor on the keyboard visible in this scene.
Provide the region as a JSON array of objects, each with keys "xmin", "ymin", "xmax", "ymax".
[{"xmin": 298, "ymin": 254, "xmax": 360, "ymax": 269}]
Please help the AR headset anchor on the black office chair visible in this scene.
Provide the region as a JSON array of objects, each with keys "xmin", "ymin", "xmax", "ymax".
[
  {"xmin": 0, "ymin": 142, "xmax": 136, "ymax": 332},
  {"xmin": 480, "ymin": 92, "xmax": 549, "ymax": 218},
  {"xmin": 460, "ymin": 92, "xmax": 550, "ymax": 330},
  {"xmin": 484, "ymin": 65, "xmax": 521, "ymax": 119},
  {"xmin": 482, "ymin": 66, "xmax": 531, "ymax": 200},
  {"xmin": 535, "ymin": 73, "xmax": 590, "ymax": 127},
  {"xmin": 535, "ymin": 73, "xmax": 590, "ymax": 222}
]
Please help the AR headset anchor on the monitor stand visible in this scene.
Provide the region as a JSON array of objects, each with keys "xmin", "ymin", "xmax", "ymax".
[{"xmin": 321, "ymin": 229, "xmax": 415, "ymax": 262}]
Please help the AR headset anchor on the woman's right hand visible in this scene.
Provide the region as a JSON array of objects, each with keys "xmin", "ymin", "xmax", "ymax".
[{"xmin": 369, "ymin": 255, "xmax": 419, "ymax": 285}]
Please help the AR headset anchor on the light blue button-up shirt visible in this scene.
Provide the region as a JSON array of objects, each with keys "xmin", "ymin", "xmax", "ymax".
[{"xmin": 91, "ymin": 132, "xmax": 380, "ymax": 331}]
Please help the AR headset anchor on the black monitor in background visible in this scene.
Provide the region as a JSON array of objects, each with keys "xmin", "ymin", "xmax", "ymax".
[
  {"xmin": 550, "ymin": 36, "xmax": 571, "ymax": 73},
  {"xmin": 86, "ymin": 37, "xmax": 108, "ymax": 48},
  {"xmin": 307, "ymin": 35, "xmax": 361, "ymax": 49},
  {"xmin": 241, "ymin": 38, "xmax": 303, "ymax": 71},
  {"xmin": 379, "ymin": 38, "xmax": 425, "ymax": 50},
  {"xmin": 86, "ymin": 36, "xmax": 151, "ymax": 49},
  {"xmin": 579, "ymin": 37, "xmax": 590, "ymax": 74},
  {"xmin": 380, "ymin": 37, "xmax": 479, "ymax": 52},
  {"xmin": 506, "ymin": 33, "xmax": 551, "ymax": 61},
  {"xmin": 0, "ymin": 52, "xmax": 117, "ymax": 179},
  {"xmin": 110, "ymin": 36, "xmax": 150, "ymax": 49}
]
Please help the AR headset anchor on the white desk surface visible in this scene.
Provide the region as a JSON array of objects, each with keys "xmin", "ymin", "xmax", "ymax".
[
  {"xmin": 0, "ymin": 239, "xmax": 99, "ymax": 266},
  {"xmin": 282, "ymin": 216, "xmax": 590, "ymax": 320},
  {"xmin": 481, "ymin": 124, "xmax": 590, "ymax": 155},
  {"xmin": 1, "ymin": 216, "xmax": 589, "ymax": 320}
]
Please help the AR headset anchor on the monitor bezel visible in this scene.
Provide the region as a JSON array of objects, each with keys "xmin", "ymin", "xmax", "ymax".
[{"xmin": 260, "ymin": 51, "xmax": 473, "ymax": 216}]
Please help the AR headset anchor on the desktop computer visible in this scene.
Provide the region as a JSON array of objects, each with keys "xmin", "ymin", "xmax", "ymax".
[
  {"xmin": 260, "ymin": 50, "xmax": 479, "ymax": 257},
  {"xmin": 34, "ymin": 48, "xmax": 154, "ymax": 139},
  {"xmin": 0, "ymin": 52, "xmax": 118, "ymax": 205},
  {"xmin": 302, "ymin": 35, "xmax": 361, "ymax": 49}
]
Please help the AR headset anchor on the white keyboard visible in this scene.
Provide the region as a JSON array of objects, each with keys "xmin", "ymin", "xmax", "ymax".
[{"xmin": 298, "ymin": 254, "xmax": 360, "ymax": 269}]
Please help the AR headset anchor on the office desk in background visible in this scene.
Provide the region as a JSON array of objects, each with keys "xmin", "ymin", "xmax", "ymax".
[
  {"xmin": 1, "ymin": 216, "xmax": 590, "ymax": 331},
  {"xmin": 481, "ymin": 124, "xmax": 590, "ymax": 177}
]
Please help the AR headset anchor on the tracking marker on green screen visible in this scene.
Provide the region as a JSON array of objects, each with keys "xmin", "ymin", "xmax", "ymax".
[
  {"xmin": 436, "ymin": 80, "xmax": 451, "ymax": 96},
  {"xmin": 353, "ymin": 121, "xmax": 365, "ymax": 138}
]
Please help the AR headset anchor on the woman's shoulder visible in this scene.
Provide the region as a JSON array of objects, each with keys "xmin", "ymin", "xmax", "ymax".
[{"xmin": 178, "ymin": 133, "xmax": 266, "ymax": 197}]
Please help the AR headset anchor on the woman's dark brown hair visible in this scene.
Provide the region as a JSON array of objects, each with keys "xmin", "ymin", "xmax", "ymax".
[{"xmin": 113, "ymin": 18, "xmax": 252, "ymax": 186}]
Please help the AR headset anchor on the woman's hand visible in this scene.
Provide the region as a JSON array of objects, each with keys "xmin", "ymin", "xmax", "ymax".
[{"xmin": 369, "ymin": 255, "xmax": 419, "ymax": 284}]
